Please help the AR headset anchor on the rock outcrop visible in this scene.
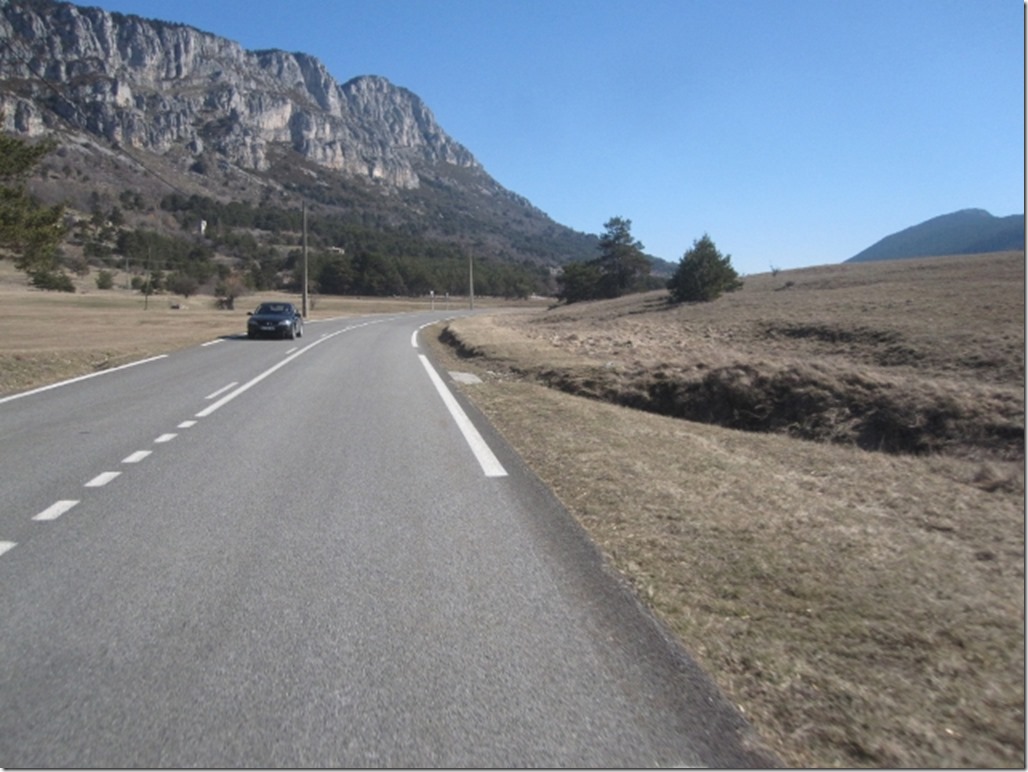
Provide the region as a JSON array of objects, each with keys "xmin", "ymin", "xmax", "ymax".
[{"xmin": 0, "ymin": 0, "xmax": 479, "ymax": 188}]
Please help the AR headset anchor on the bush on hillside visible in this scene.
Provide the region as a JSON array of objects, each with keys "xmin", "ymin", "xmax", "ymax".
[{"xmin": 668, "ymin": 234, "xmax": 742, "ymax": 302}]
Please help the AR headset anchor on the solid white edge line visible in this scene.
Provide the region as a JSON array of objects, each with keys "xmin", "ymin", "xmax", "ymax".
[
  {"xmin": 412, "ymin": 321, "xmax": 437, "ymax": 349},
  {"xmin": 0, "ymin": 355, "xmax": 168, "ymax": 406},
  {"xmin": 418, "ymin": 354, "xmax": 507, "ymax": 478},
  {"xmin": 33, "ymin": 500, "xmax": 79, "ymax": 521},
  {"xmin": 0, "ymin": 541, "xmax": 15, "ymax": 556},
  {"xmin": 85, "ymin": 471, "xmax": 121, "ymax": 488}
]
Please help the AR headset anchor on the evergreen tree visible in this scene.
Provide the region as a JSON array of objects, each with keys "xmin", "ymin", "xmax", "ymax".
[
  {"xmin": 667, "ymin": 234, "xmax": 742, "ymax": 302},
  {"xmin": 558, "ymin": 216, "xmax": 650, "ymax": 303},
  {"xmin": 0, "ymin": 129, "xmax": 67, "ymax": 285},
  {"xmin": 594, "ymin": 216, "xmax": 650, "ymax": 298},
  {"xmin": 556, "ymin": 261, "xmax": 603, "ymax": 303}
]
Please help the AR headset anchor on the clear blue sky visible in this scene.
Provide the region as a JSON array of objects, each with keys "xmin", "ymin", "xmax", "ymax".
[{"xmin": 89, "ymin": 0, "xmax": 1023, "ymax": 274}]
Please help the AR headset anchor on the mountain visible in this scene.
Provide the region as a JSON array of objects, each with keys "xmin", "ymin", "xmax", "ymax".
[
  {"xmin": 0, "ymin": 0, "xmax": 623, "ymax": 295},
  {"xmin": 847, "ymin": 209, "xmax": 1025, "ymax": 263}
]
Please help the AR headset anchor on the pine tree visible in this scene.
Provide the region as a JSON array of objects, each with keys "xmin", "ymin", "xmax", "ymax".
[
  {"xmin": 594, "ymin": 216, "xmax": 650, "ymax": 298},
  {"xmin": 0, "ymin": 129, "xmax": 67, "ymax": 285},
  {"xmin": 667, "ymin": 234, "xmax": 742, "ymax": 303},
  {"xmin": 558, "ymin": 217, "xmax": 651, "ymax": 304}
]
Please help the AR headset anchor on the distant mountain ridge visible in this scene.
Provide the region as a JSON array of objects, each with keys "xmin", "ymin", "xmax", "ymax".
[{"xmin": 847, "ymin": 209, "xmax": 1025, "ymax": 263}]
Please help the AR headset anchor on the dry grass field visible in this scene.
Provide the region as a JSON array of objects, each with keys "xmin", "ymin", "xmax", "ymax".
[
  {"xmin": 0, "ymin": 254, "xmax": 1022, "ymax": 767},
  {"xmin": 0, "ymin": 259, "xmax": 522, "ymax": 397},
  {"xmin": 425, "ymin": 251, "xmax": 1025, "ymax": 768}
]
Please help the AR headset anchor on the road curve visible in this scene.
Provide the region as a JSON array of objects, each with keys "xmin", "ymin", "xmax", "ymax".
[{"xmin": 0, "ymin": 310, "xmax": 773, "ymax": 767}]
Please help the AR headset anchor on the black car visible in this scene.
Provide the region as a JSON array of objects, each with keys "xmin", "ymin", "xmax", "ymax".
[{"xmin": 247, "ymin": 302, "xmax": 304, "ymax": 339}]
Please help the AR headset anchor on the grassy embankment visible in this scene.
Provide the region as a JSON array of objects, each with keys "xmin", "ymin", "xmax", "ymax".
[{"xmin": 424, "ymin": 251, "xmax": 1024, "ymax": 768}]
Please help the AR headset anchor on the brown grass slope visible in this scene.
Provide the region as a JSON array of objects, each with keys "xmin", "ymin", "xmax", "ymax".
[
  {"xmin": 430, "ymin": 251, "xmax": 1025, "ymax": 768},
  {"xmin": 445, "ymin": 252, "xmax": 1024, "ymax": 463}
]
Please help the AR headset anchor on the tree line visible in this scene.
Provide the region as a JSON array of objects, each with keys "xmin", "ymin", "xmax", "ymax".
[
  {"xmin": 1, "ymin": 130, "xmax": 741, "ymax": 304},
  {"xmin": 0, "ymin": 128, "xmax": 547, "ymax": 300},
  {"xmin": 557, "ymin": 217, "xmax": 742, "ymax": 305},
  {"xmin": 159, "ymin": 193, "xmax": 545, "ymax": 298}
]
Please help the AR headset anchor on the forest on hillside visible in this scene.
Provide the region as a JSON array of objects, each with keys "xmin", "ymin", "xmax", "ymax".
[{"xmin": 67, "ymin": 191, "xmax": 551, "ymax": 299}]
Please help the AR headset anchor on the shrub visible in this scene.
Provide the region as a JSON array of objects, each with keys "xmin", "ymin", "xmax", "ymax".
[
  {"xmin": 167, "ymin": 273, "xmax": 199, "ymax": 298},
  {"xmin": 30, "ymin": 269, "xmax": 75, "ymax": 292},
  {"xmin": 668, "ymin": 234, "xmax": 742, "ymax": 303},
  {"xmin": 95, "ymin": 269, "xmax": 115, "ymax": 289},
  {"xmin": 557, "ymin": 261, "xmax": 603, "ymax": 304}
]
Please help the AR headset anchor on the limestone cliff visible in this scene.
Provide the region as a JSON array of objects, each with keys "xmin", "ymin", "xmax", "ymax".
[{"xmin": 0, "ymin": 0, "xmax": 478, "ymax": 188}]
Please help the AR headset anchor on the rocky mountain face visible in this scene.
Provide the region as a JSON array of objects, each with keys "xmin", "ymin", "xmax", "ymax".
[
  {"xmin": 0, "ymin": 0, "xmax": 476, "ymax": 188},
  {"xmin": 0, "ymin": 0, "xmax": 601, "ymax": 276}
]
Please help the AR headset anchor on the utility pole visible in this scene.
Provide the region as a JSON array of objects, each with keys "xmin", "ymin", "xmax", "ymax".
[
  {"xmin": 301, "ymin": 200, "xmax": 309, "ymax": 317},
  {"xmin": 468, "ymin": 247, "xmax": 474, "ymax": 311},
  {"xmin": 144, "ymin": 245, "xmax": 151, "ymax": 310}
]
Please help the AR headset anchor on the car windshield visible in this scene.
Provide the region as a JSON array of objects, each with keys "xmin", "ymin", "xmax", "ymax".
[{"xmin": 255, "ymin": 303, "xmax": 290, "ymax": 314}]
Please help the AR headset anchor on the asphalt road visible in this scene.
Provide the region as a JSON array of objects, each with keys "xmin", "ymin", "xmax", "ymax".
[{"xmin": 0, "ymin": 310, "xmax": 770, "ymax": 768}]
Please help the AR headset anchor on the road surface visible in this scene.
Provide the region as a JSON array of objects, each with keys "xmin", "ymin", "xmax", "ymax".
[{"xmin": 0, "ymin": 310, "xmax": 770, "ymax": 767}]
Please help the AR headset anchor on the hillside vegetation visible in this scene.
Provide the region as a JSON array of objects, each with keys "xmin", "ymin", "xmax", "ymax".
[{"xmin": 430, "ymin": 251, "xmax": 1025, "ymax": 768}]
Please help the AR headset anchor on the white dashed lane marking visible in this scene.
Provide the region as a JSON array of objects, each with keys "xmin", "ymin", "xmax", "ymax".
[
  {"xmin": 205, "ymin": 382, "xmax": 238, "ymax": 400},
  {"xmin": 33, "ymin": 500, "xmax": 79, "ymax": 521},
  {"xmin": 85, "ymin": 472, "xmax": 121, "ymax": 488},
  {"xmin": 7, "ymin": 322, "xmax": 397, "ymax": 560},
  {"xmin": 194, "ymin": 321, "xmax": 389, "ymax": 419}
]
